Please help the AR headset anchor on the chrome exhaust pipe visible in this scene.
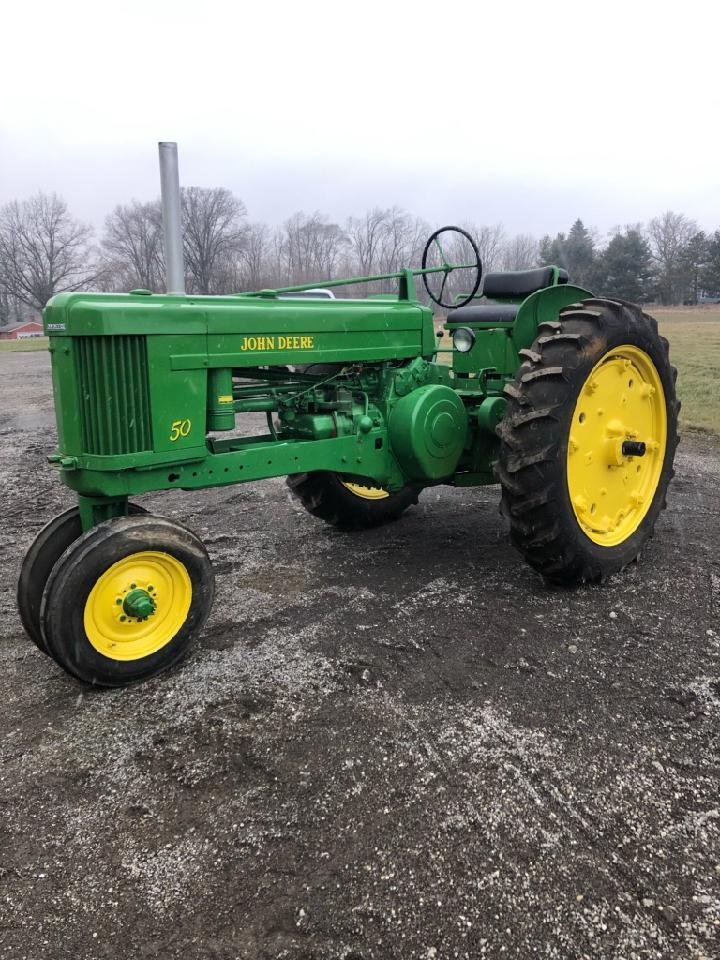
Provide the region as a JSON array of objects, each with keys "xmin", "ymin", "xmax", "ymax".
[{"xmin": 158, "ymin": 141, "xmax": 185, "ymax": 295}]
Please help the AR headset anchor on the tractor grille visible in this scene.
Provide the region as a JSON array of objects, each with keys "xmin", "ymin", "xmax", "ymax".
[{"xmin": 75, "ymin": 336, "xmax": 153, "ymax": 455}]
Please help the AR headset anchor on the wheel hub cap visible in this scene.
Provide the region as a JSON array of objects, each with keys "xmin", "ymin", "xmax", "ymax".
[
  {"xmin": 83, "ymin": 551, "xmax": 192, "ymax": 661},
  {"xmin": 567, "ymin": 345, "xmax": 667, "ymax": 547},
  {"xmin": 122, "ymin": 587, "xmax": 157, "ymax": 620}
]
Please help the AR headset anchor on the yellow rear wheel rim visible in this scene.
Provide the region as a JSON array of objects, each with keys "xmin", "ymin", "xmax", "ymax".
[
  {"xmin": 341, "ymin": 481, "xmax": 390, "ymax": 501},
  {"xmin": 84, "ymin": 551, "xmax": 192, "ymax": 661},
  {"xmin": 567, "ymin": 345, "xmax": 667, "ymax": 547}
]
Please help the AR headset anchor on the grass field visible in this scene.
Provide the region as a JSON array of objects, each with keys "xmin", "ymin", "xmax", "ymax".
[
  {"xmin": 0, "ymin": 337, "xmax": 49, "ymax": 352},
  {"xmin": 2, "ymin": 309, "xmax": 718, "ymax": 433},
  {"xmin": 654, "ymin": 308, "xmax": 720, "ymax": 433}
]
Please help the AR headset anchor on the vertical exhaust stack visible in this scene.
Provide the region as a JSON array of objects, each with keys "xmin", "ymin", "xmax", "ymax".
[{"xmin": 158, "ymin": 141, "xmax": 185, "ymax": 295}]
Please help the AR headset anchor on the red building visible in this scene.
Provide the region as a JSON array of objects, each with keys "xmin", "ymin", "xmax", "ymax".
[{"xmin": 0, "ymin": 320, "xmax": 44, "ymax": 340}]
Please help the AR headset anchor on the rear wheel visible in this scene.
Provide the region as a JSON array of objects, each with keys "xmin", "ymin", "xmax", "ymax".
[
  {"xmin": 496, "ymin": 298, "xmax": 679, "ymax": 584},
  {"xmin": 18, "ymin": 503, "xmax": 146, "ymax": 655},
  {"xmin": 40, "ymin": 514, "xmax": 214, "ymax": 687},
  {"xmin": 287, "ymin": 472, "xmax": 420, "ymax": 530}
]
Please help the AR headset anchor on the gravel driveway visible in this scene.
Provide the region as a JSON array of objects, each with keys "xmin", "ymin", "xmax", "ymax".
[{"xmin": 1, "ymin": 351, "xmax": 719, "ymax": 959}]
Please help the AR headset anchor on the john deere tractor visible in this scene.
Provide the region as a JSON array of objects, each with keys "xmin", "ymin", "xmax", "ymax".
[{"xmin": 18, "ymin": 225, "xmax": 678, "ymax": 687}]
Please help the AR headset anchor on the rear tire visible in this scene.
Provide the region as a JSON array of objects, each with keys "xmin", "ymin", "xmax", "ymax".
[
  {"xmin": 496, "ymin": 298, "xmax": 679, "ymax": 585},
  {"xmin": 287, "ymin": 472, "xmax": 420, "ymax": 530}
]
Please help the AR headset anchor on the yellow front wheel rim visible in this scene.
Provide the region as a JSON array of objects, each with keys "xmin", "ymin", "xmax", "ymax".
[
  {"xmin": 84, "ymin": 551, "xmax": 192, "ymax": 661},
  {"xmin": 341, "ymin": 481, "xmax": 390, "ymax": 501},
  {"xmin": 567, "ymin": 345, "xmax": 667, "ymax": 547}
]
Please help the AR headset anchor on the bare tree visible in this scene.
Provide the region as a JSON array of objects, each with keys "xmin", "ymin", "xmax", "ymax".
[
  {"xmin": 101, "ymin": 199, "xmax": 164, "ymax": 292},
  {"xmin": 279, "ymin": 212, "xmax": 347, "ymax": 283},
  {"xmin": 234, "ymin": 221, "xmax": 273, "ymax": 290},
  {"xmin": 0, "ymin": 289, "xmax": 30, "ymax": 327},
  {"xmin": 181, "ymin": 187, "xmax": 247, "ymax": 294},
  {"xmin": 501, "ymin": 233, "xmax": 540, "ymax": 270},
  {"xmin": 0, "ymin": 193, "xmax": 96, "ymax": 310},
  {"xmin": 460, "ymin": 222, "xmax": 506, "ymax": 274},
  {"xmin": 377, "ymin": 209, "xmax": 429, "ymax": 274},
  {"xmin": 341, "ymin": 207, "xmax": 429, "ymax": 295},
  {"xmin": 647, "ymin": 211, "xmax": 698, "ymax": 304},
  {"xmin": 345, "ymin": 208, "xmax": 391, "ymax": 276}
]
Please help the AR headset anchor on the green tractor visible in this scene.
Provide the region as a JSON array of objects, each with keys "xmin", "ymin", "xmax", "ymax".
[{"xmin": 18, "ymin": 216, "xmax": 678, "ymax": 687}]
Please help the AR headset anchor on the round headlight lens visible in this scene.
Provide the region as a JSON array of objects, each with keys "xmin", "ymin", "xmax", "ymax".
[{"xmin": 453, "ymin": 326, "xmax": 475, "ymax": 353}]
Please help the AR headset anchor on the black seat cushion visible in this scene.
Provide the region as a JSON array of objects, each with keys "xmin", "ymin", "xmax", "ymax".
[
  {"xmin": 482, "ymin": 267, "xmax": 568, "ymax": 299},
  {"xmin": 446, "ymin": 304, "xmax": 519, "ymax": 325}
]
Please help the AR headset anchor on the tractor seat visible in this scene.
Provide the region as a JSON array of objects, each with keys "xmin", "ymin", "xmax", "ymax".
[
  {"xmin": 483, "ymin": 266, "xmax": 568, "ymax": 299},
  {"xmin": 446, "ymin": 266, "xmax": 569, "ymax": 325}
]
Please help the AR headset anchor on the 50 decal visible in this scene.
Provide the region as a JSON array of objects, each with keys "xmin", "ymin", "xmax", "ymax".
[{"xmin": 169, "ymin": 419, "xmax": 192, "ymax": 441}]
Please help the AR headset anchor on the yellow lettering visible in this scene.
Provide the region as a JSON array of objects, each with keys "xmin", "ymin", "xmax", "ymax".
[
  {"xmin": 245, "ymin": 334, "xmax": 316, "ymax": 351},
  {"xmin": 170, "ymin": 418, "xmax": 192, "ymax": 441}
]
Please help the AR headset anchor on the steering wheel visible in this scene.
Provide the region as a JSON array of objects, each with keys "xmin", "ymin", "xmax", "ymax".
[{"xmin": 421, "ymin": 226, "xmax": 482, "ymax": 309}]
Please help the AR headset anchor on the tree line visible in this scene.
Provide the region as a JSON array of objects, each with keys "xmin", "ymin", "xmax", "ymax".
[{"xmin": 1, "ymin": 188, "xmax": 719, "ymax": 324}]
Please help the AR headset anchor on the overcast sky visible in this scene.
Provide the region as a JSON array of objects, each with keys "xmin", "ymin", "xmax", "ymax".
[{"xmin": 1, "ymin": 0, "xmax": 718, "ymax": 240}]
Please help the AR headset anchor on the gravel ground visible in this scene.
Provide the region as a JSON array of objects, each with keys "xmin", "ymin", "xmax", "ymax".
[{"xmin": 1, "ymin": 350, "xmax": 719, "ymax": 960}]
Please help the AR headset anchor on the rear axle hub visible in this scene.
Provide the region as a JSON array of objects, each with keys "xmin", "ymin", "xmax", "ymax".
[{"xmin": 622, "ymin": 440, "xmax": 647, "ymax": 457}]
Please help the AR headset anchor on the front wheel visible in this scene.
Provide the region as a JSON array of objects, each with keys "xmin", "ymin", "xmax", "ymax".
[
  {"xmin": 40, "ymin": 515, "xmax": 215, "ymax": 686},
  {"xmin": 18, "ymin": 503, "xmax": 147, "ymax": 655},
  {"xmin": 496, "ymin": 298, "xmax": 679, "ymax": 585},
  {"xmin": 287, "ymin": 472, "xmax": 421, "ymax": 530}
]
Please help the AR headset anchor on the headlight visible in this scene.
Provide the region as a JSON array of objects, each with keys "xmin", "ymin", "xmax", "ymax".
[{"xmin": 452, "ymin": 326, "xmax": 475, "ymax": 353}]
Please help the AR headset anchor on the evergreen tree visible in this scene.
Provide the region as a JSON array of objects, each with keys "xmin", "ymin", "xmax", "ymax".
[
  {"xmin": 593, "ymin": 228, "xmax": 654, "ymax": 302},
  {"xmin": 564, "ymin": 219, "xmax": 595, "ymax": 286},
  {"xmin": 679, "ymin": 231, "xmax": 709, "ymax": 304},
  {"xmin": 538, "ymin": 233, "xmax": 566, "ymax": 268},
  {"xmin": 537, "ymin": 219, "xmax": 594, "ymax": 284},
  {"xmin": 700, "ymin": 230, "xmax": 720, "ymax": 298}
]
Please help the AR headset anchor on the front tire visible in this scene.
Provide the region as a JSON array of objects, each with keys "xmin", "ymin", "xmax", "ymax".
[
  {"xmin": 18, "ymin": 503, "xmax": 147, "ymax": 655},
  {"xmin": 40, "ymin": 515, "xmax": 214, "ymax": 687},
  {"xmin": 496, "ymin": 298, "xmax": 679, "ymax": 585}
]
